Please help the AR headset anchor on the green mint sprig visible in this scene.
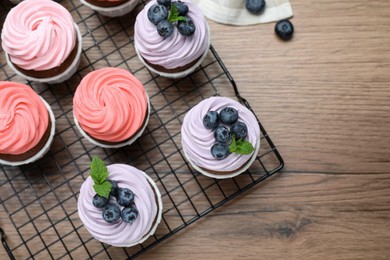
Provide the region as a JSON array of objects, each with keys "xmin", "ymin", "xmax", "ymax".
[
  {"xmin": 229, "ymin": 135, "xmax": 255, "ymax": 155},
  {"xmin": 168, "ymin": 3, "xmax": 187, "ymax": 22},
  {"xmin": 90, "ymin": 157, "xmax": 112, "ymax": 199}
]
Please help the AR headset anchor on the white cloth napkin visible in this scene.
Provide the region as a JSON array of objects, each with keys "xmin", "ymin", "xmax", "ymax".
[{"xmin": 193, "ymin": 0, "xmax": 293, "ymax": 26}]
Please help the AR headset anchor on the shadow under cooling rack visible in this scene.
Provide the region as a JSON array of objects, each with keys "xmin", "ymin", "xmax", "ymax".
[{"xmin": 0, "ymin": 0, "xmax": 283, "ymax": 259}]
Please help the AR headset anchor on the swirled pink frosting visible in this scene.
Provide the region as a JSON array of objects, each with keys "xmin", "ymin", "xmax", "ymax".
[
  {"xmin": 134, "ymin": 0, "xmax": 209, "ymax": 69},
  {"xmin": 181, "ymin": 97, "xmax": 260, "ymax": 172},
  {"xmin": 1, "ymin": 0, "xmax": 76, "ymax": 71},
  {"xmin": 73, "ymin": 67, "xmax": 148, "ymax": 143},
  {"xmin": 78, "ymin": 164, "xmax": 158, "ymax": 247},
  {"xmin": 0, "ymin": 82, "xmax": 49, "ymax": 155}
]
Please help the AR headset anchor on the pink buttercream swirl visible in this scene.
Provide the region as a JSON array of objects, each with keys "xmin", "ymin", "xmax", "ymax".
[
  {"xmin": 0, "ymin": 82, "xmax": 49, "ymax": 155},
  {"xmin": 134, "ymin": 0, "xmax": 209, "ymax": 69},
  {"xmin": 78, "ymin": 164, "xmax": 158, "ymax": 247},
  {"xmin": 73, "ymin": 67, "xmax": 148, "ymax": 143},
  {"xmin": 181, "ymin": 97, "xmax": 260, "ymax": 172},
  {"xmin": 1, "ymin": 0, "xmax": 76, "ymax": 71}
]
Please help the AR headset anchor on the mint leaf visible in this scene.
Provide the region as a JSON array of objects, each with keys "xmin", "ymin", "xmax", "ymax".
[
  {"xmin": 90, "ymin": 157, "xmax": 108, "ymax": 185},
  {"xmin": 168, "ymin": 3, "xmax": 186, "ymax": 22},
  {"xmin": 93, "ymin": 181, "xmax": 112, "ymax": 199},
  {"xmin": 229, "ymin": 135, "xmax": 254, "ymax": 155}
]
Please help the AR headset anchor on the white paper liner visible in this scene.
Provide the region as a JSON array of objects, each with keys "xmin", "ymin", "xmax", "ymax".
[
  {"xmin": 135, "ymin": 23, "xmax": 211, "ymax": 79},
  {"xmin": 6, "ymin": 23, "xmax": 83, "ymax": 84},
  {"xmin": 122, "ymin": 170, "xmax": 163, "ymax": 247},
  {"xmin": 0, "ymin": 97, "xmax": 56, "ymax": 167},
  {"xmin": 80, "ymin": 0, "xmax": 139, "ymax": 17},
  {"xmin": 184, "ymin": 135, "xmax": 261, "ymax": 179},
  {"xmin": 193, "ymin": 0, "xmax": 293, "ymax": 26},
  {"xmin": 73, "ymin": 94, "xmax": 150, "ymax": 149}
]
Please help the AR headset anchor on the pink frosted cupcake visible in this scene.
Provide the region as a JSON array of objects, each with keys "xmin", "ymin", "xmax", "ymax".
[
  {"xmin": 73, "ymin": 67, "xmax": 150, "ymax": 148},
  {"xmin": 78, "ymin": 158, "xmax": 163, "ymax": 247},
  {"xmin": 0, "ymin": 82, "xmax": 55, "ymax": 166},
  {"xmin": 134, "ymin": 0, "xmax": 210, "ymax": 78},
  {"xmin": 1, "ymin": 0, "xmax": 82, "ymax": 84},
  {"xmin": 80, "ymin": 0, "xmax": 140, "ymax": 17},
  {"xmin": 181, "ymin": 97, "xmax": 261, "ymax": 179}
]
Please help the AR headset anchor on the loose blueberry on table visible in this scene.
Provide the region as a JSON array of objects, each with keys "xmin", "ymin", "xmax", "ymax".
[
  {"xmin": 275, "ymin": 19, "xmax": 294, "ymax": 41},
  {"xmin": 148, "ymin": 0, "xmax": 196, "ymax": 38}
]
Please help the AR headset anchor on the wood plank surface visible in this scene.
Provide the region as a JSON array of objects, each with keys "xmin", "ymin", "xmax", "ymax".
[{"xmin": 1, "ymin": 0, "xmax": 390, "ymax": 259}]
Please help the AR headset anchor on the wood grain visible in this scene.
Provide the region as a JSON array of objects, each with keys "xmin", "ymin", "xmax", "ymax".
[{"xmin": 2, "ymin": 0, "xmax": 390, "ymax": 259}]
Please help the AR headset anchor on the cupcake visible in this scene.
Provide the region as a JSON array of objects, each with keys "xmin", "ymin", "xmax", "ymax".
[
  {"xmin": 80, "ymin": 0, "xmax": 140, "ymax": 17},
  {"xmin": 77, "ymin": 157, "xmax": 163, "ymax": 247},
  {"xmin": 181, "ymin": 96, "xmax": 261, "ymax": 179},
  {"xmin": 134, "ymin": 0, "xmax": 211, "ymax": 78},
  {"xmin": 0, "ymin": 82, "xmax": 55, "ymax": 166},
  {"xmin": 73, "ymin": 67, "xmax": 150, "ymax": 148},
  {"xmin": 1, "ymin": 0, "xmax": 82, "ymax": 84}
]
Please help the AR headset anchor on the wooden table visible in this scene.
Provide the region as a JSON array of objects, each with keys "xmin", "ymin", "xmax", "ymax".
[{"xmin": 2, "ymin": 0, "xmax": 390, "ymax": 259}]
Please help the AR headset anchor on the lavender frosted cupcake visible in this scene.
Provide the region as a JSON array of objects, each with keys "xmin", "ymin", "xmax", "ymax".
[
  {"xmin": 77, "ymin": 158, "xmax": 163, "ymax": 247},
  {"xmin": 134, "ymin": 0, "xmax": 210, "ymax": 78},
  {"xmin": 181, "ymin": 97, "xmax": 261, "ymax": 179}
]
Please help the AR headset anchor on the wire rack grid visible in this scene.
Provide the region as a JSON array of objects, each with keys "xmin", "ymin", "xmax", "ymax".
[{"xmin": 0, "ymin": 0, "xmax": 284, "ymax": 259}]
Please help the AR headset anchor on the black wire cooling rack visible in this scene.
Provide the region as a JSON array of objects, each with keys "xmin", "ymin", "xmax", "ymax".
[{"xmin": 0, "ymin": 0, "xmax": 284, "ymax": 259}]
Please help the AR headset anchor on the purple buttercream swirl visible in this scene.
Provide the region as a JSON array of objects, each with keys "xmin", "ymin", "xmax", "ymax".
[
  {"xmin": 181, "ymin": 97, "xmax": 260, "ymax": 172},
  {"xmin": 134, "ymin": 0, "xmax": 209, "ymax": 69},
  {"xmin": 78, "ymin": 164, "xmax": 158, "ymax": 247}
]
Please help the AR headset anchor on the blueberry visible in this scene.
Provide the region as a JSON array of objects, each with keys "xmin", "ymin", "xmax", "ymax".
[
  {"xmin": 219, "ymin": 107, "xmax": 239, "ymax": 124},
  {"xmin": 230, "ymin": 122, "xmax": 248, "ymax": 140},
  {"xmin": 174, "ymin": 1, "xmax": 189, "ymax": 16},
  {"xmin": 177, "ymin": 17, "xmax": 196, "ymax": 36},
  {"xmin": 211, "ymin": 143, "xmax": 230, "ymax": 160},
  {"xmin": 157, "ymin": 0, "xmax": 171, "ymax": 8},
  {"xmin": 102, "ymin": 203, "xmax": 121, "ymax": 223},
  {"xmin": 108, "ymin": 179, "xmax": 118, "ymax": 197},
  {"xmin": 246, "ymin": 0, "xmax": 266, "ymax": 14},
  {"xmin": 203, "ymin": 111, "xmax": 220, "ymax": 130},
  {"xmin": 148, "ymin": 4, "xmax": 168, "ymax": 25},
  {"xmin": 117, "ymin": 188, "xmax": 135, "ymax": 207},
  {"xmin": 157, "ymin": 20, "xmax": 174, "ymax": 38},
  {"xmin": 92, "ymin": 194, "xmax": 109, "ymax": 208},
  {"xmin": 275, "ymin": 19, "xmax": 294, "ymax": 41},
  {"xmin": 121, "ymin": 206, "xmax": 139, "ymax": 223},
  {"xmin": 214, "ymin": 126, "xmax": 231, "ymax": 143}
]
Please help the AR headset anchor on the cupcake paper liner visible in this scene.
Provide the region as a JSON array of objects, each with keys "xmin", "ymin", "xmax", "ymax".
[
  {"xmin": 193, "ymin": 0, "xmax": 293, "ymax": 26},
  {"xmin": 184, "ymin": 136, "xmax": 261, "ymax": 179},
  {"xmin": 73, "ymin": 94, "xmax": 151, "ymax": 149},
  {"xmin": 0, "ymin": 97, "xmax": 56, "ymax": 167},
  {"xmin": 80, "ymin": 0, "xmax": 139, "ymax": 17},
  {"xmin": 6, "ymin": 23, "xmax": 83, "ymax": 84},
  {"xmin": 135, "ymin": 23, "xmax": 211, "ymax": 79}
]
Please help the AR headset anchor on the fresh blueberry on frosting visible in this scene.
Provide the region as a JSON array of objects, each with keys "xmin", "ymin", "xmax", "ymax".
[
  {"xmin": 148, "ymin": 4, "xmax": 169, "ymax": 25},
  {"xmin": 246, "ymin": 0, "xmax": 266, "ymax": 15},
  {"xmin": 117, "ymin": 188, "xmax": 135, "ymax": 207},
  {"xmin": 102, "ymin": 203, "xmax": 121, "ymax": 224},
  {"xmin": 211, "ymin": 143, "xmax": 230, "ymax": 160},
  {"xmin": 147, "ymin": 1, "xmax": 196, "ymax": 38},
  {"xmin": 92, "ymin": 194, "xmax": 109, "ymax": 208},
  {"xmin": 157, "ymin": 20, "xmax": 174, "ymax": 38},
  {"xmin": 108, "ymin": 179, "xmax": 118, "ymax": 197},
  {"xmin": 214, "ymin": 126, "xmax": 231, "ymax": 143},
  {"xmin": 220, "ymin": 107, "xmax": 239, "ymax": 124},
  {"xmin": 174, "ymin": 1, "xmax": 189, "ymax": 16},
  {"xmin": 230, "ymin": 122, "xmax": 248, "ymax": 140},
  {"xmin": 177, "ymin": 17, "xmax": 196, "ymax": 36},
  {"xmin": 122, "ymin": 206, "xmax": 139, "ymax": 223},
  {"xmin": 203, "ymin": 111, "xmax": 220, "ymax": 130}
]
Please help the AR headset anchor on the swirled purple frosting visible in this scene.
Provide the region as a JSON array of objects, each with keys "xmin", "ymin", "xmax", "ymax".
[
  {"xmin": 134, "ymin": 0, "xmax": 209, "ymax": 69},
  {"xmin": 181, "ymin": 97, "xmax": 260, "ymax": 172},
  {"xmin": 78, "ymin": 164, "xmax": 158, "ymax": 247}
]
